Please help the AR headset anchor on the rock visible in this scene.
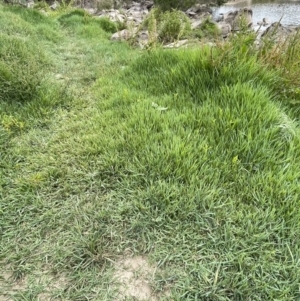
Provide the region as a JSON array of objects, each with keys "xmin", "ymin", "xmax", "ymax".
[
  {"xmin": 127, "ymin": 3, "xmax": 149, "ymax": 25},
  {"xmin": 187, "ymin": 11, "xmax": 197, "ymax": 17},
  {"xmin": 55, "ymin": 74, "xmax": 64, "ymax": 80},
  {"xmin": 206, "ymin": 41, "xmax": 216, "ymax": 47},
  {"xmin": 145, "ymin": 1, "xmax": 154, "ymax": 10},
  {"xmin": 127, "ymin": 1, "xmax": 150, "ymax": 15},
  {"xmin": 98, "ymin": 9, "xmax": 126, "ymax": 23},
  {"xmin": 98, "ymin": 1, "xmax": 150, "ymax": 28},
  {"xmin": 84, "ymin": 8, "xmax": 97, "ymax": 15},
  {"xmin": 39, "ymin": 9, "xmax": 47, "ymax": 15},
  {"xmin": 137, "ymin": 30, "xmax": 149, "ymax": 41},
  {"xmin": 111, "ymin": 29, "xmax": 133, "ymax": 41},
  {"xmin": 163, "ymin": 39, "xmax": 188, "ymax": 48},
  {"xmin": 257, "ymin": 17, "xmax": 270, "ymax": 27},
  {"xmin": 185, "ymin": 3, "xmax": 213, "ymax": 26},
  {"xmin": 261, "ymin": 22, "xmax": 299, "ymax": 42},
  {"xmin": 110, "ymin": 28, "xmax": 147, "ymax": 47},
  {"xmin": 186, "ymin": 4, "xmax": 212, "ymax": 16},
  {"xmin": 50, "ymin": 2, "xmax": 59, "ymax": 10},
  {"xmin": 215, "ymin": 14, "xmax": 224, "ymax": 23},
  {"xmin": 127, "ymin": 10, "xmax": 145, "ymax": 24},
  {"xmin": 217, "ymin": 22, "xmax": 232, "ymax": 37},
  {"xmin": 26, "ymin": 0, "xmax": 34, "ymax": 8},
  {"xmin": 127, "ymin": 3, "xmax": 143, "ymax": 12},
  {"xmin": 136, "ymin": 30, "xmax": 149, "ymax": 48},
  {"xmin": 263, "ymin": 18, "xmax": 269, "ymax": 26},
  {"xmin": 191, "ymin": 19, "xmax": 203, "ymax": 30},
  {"xmin": 113, "ymin": 0, "xmax": 122, "ymax": 8},
  {"xmin": 120, "ymin": 0, "xmax": 153, "ymax": 10},
  {"xmin": 223, "ymin": 7, "xmax": 252, "ymax": 31}
]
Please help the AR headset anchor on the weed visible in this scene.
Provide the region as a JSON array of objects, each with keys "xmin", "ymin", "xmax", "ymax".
[
  {"xmin": 158, "ymin": 9, "xmax": 191, "ymax": 43},
  {"xmin": 197, "ymin": 17, "xmax": 220, "ymax": 38},
  {"xmin": 143, "ymin": 8, "xmax": 191, "ymax": 44},
  {"xmin": 259, "ymin": 27, "xmax": 300, "ymax": 105},
  {"xmin": 1, "ymin": 114, "xmax": 25, "ymax": 133}
]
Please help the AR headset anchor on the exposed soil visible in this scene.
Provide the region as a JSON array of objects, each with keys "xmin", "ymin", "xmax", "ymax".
[
  {"xmin": 113, "ymin": 256, "xmax": 157, "ymax": 301},
  {"xmin": 0, "ymin": 268, "xmax": 68, "ymax": 301}
]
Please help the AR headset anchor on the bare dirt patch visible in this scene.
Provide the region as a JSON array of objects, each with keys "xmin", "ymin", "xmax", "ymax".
[
  {"xmin": 0, "ymin": 267, "xmax": 68, "ymax": 301},
  {"xmin": 113, "ymin": 256, "xmax": 157, "ymax": 301},
  {"xmin": 0, "ymin": 270, "xmax": 27, "ymax": 301}
]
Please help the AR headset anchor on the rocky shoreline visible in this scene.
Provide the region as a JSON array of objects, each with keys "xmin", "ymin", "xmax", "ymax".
[{"xmin": 19, "ymin": 0, "xmax": 300, "ymax": 48}]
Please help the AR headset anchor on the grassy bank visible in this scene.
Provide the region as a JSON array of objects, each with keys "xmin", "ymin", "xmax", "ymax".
[{"xmin": 1, "ymin": 3, "xmax": 300, "ymax": 301}]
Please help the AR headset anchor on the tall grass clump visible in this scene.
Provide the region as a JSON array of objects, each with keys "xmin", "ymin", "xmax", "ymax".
[
  {"xmin": 0, "ymin": 34, "xmax": 46, "ymax": 103},
  {"xmin": 114, "ymin": 42, "xmax": 300, "ymax": 299},
  {"xmin": 191, "ymin": 17, "xmax": 220, "ymax": 39},
  {"xmin": 143, "ymin": 8, "xmax": 191, "ymax": 44},
  {"xmin": 122, "ymin": 45, "xmax": 299, "ymax": 224},
  {"xmin": 0, "ymin": 4, "xmax": 70, "ymax": 126},
  {"xmin": 58, "ymin": 9, "xmax": 118, "ymax": 35},
  {"xmin": 0, "ymin": 7, "xmax": 34, "ymax": 36},
  {"xmin": 159, "ymin": 9, "xmax": 191, "ymax": 43},
  {"xmin": 258, "ymin": 28, "xmax": 300, "ymax": 107},
  {"xmin": 124, "ymin": 45, "xmax": 277, "ymax": 101},
  {"xmin": 2, "ymin": 4, "xmax": 52, "ymax": 25},
  {"xmin": 0, "ymin": 4, "xmax": 63, "ymax": 43},
  {"xmin": 0, "ymin": 4, "xmax": 68, "ymax": 104}
]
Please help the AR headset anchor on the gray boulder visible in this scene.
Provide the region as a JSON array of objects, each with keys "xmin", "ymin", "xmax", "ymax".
[
  {"xmin": 26, "ymin": 0, "xmax": 34, "ymax": 8},
  {"xmin": 257, "ymin": 17, "xmax": 270, "ymax": 27},
  {"xmin": 261, "ymin": 22, "xmax": 299, "ymax": 42},
  {"xmin": 136, "ymin": 30, "xmax": 150, "ymax": 48},
  {"xmin": 50, "ymin": 1, "xmax": 59, "ymax": 10},
  {"xmin": 223, "ymin": 7, "xmax": 252, "ymax": 31},
  {"xmin": 98, "ymin": 9, "xmax": 126, "ymax": 23},
  {"xmin": 111, "ymin": 29, "xmax": 133, "ymax": 41},
  {"xmin": 186, "ymin": 4, "xmax": 212, "ymax": 17},
  {"xmin": 191, "ymin": 19, "xmax": 203, "ymax": 30},
  {"xmin": 163, "ymin": 39, "xmax": 188, "ymax": 49},
  {"xmin": 98, "ymin": 1, "xmax": 150, "ymax": 28},
  {"xmin": 217, "ymin": 22, "xmax": 232, "ymax": 37}
]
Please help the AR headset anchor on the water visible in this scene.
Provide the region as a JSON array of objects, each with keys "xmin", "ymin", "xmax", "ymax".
[{"xmin": 213, "ymin": 0, "xmax": 300, "ymax": 27}]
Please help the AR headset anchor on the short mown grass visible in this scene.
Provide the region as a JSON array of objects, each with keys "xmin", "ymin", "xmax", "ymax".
[{"xmin": 1, "ymin": 3, "xmax": 300, "ymax": 301}]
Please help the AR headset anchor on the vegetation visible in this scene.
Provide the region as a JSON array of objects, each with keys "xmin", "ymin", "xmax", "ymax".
[
  {"xmin": 143, "ymin": 8, "xmax": 192, "ymax": 43},
  {"xmin": 192, "ymin": 17, "xmax": 220, "ymax": 38},
  {"xmin": 1, "ymin": 2, "xmax": 300, "ymax": 301}
]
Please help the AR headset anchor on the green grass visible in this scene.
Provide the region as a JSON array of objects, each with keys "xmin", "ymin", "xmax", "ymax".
[{"xmin": 1, "ymin": 3, "xmax": 300, "ymax": 301}]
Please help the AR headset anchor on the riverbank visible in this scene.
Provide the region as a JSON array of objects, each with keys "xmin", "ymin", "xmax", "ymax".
[{"xmin": 1, "ymin": 4, "xmax": 300, "ymax": 301}]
